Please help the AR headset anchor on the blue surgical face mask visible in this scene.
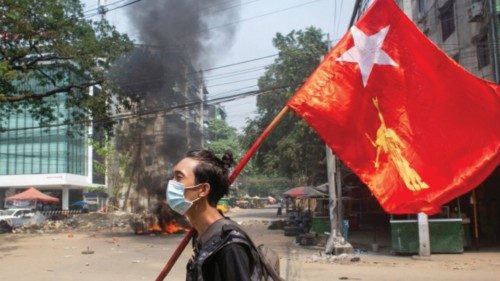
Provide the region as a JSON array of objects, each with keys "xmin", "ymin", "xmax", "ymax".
[{"xmin": 166, "ymin": 180, "xmax": 202, "ymax": 215}]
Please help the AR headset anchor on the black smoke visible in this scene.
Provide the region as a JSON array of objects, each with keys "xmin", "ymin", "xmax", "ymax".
[
  {"xmin": 128, "ymin": 0, "xmax": 241, "ymax": 66},
  {"xmin": 109, "ymin": 0, "xmax": 242, "ymax": 205}
]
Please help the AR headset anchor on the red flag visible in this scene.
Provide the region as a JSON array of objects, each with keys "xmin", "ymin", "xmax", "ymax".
[{"xmin": 287, "ymin": 0, "xmax": 500, "ymax": 214}]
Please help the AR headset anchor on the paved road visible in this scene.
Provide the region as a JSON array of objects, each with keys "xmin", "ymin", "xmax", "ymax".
[
  {"xmin": 1, "ymin": 208, "xmax": 500, "ymax": 281},
  {"xmin": 228, "ymin": 205, "xmax": 281, "ymax": 223}
]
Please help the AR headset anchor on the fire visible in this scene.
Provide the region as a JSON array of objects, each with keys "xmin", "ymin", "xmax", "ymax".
[
  {"xmin": 148, "ymin": 224, "xmax": 162, "ymax": 233},
  {"xmin": 146, "ymin": 220, "xmax": 188, "ymax": 234},
  {"xmin": 164, "ymin": 221, "xmax": 187, "ymax": 234}
]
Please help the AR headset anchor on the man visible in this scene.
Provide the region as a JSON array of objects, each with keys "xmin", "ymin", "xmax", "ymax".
[
  {"xmin": 166, "ymin": 149, "xmax": 263, "ymax": 281},
  {"xmin": 276, "ymin": 200, "xmax": 283, "ymax": 217}
]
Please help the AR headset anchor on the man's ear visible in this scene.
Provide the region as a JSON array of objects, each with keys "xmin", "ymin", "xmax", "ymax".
[{"xmin": 199, "ymin": 183, "xmax": 211, "ymax": 197}]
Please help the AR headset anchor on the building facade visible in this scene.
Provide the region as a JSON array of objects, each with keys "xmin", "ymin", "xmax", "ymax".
[
  {"xmin": 400, "ymin": 0, "xmax": 499, "ymax": 83},
  {"xmin": 109, "ymin": 45, "xmax": 214, "ymax": 211},
  {"xmin": 0, "ymin": 88, "xmax": 97, "ymax": 210}
]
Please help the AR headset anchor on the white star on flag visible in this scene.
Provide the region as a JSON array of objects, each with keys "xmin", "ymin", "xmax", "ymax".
[{"xmin": 336, "ymin": 25, "xmax": 398, "ymax": 87}]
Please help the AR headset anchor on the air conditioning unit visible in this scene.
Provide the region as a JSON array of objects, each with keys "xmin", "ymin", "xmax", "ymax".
[{"xmin": 467, "ymin": 2, "xmax": 484, "ymax": 22}]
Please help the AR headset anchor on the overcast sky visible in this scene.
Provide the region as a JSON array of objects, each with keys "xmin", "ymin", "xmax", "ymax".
[{"xmin": 82, "ymin": 0, "xmax": 355, "ymax": 131}]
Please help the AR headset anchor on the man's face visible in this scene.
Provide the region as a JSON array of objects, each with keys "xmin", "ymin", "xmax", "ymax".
[{"xmin": 172, "ymin": 157, "xmax": 201, "ymax": 202}]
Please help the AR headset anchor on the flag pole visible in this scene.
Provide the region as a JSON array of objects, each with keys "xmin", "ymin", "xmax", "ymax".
[{"xmin": 155, "ymin": 106, "xmax": 290, "ymax": 281}]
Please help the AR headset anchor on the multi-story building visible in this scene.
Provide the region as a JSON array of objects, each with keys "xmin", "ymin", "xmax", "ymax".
[
  {"xmin": 109, "ymin": 45, "xmax": 211, "ymax": 210},
  {"xmin": 400, "ymin": 0, "xmax": 499, "ymax": 83},
  {"xmin": 0, "ymin": 88, "xmax": 100, "ymax": 210}
]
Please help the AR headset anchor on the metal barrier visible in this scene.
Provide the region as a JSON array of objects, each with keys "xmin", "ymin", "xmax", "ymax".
[{"xmin": 40, "ymin": 210, "xmax": 82, "ymax": 217}]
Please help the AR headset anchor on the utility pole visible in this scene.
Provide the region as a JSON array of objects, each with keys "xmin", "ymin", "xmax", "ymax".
[
  {"xmin": 418, "ymin": 212, "xmax": 430, "ymax": 256},
  {"xmin": 325, "ymin": 147, "xmax": 353, "ymax": 255},
  {"xmin": 98, "ymin": 0, "xmax": 108, "ymax": 21}
]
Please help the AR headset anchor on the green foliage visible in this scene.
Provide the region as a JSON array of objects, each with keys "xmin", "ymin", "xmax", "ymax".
[
  {"xmin": 0, "ymin": 0, "xmax": 133, "ymax": 133},
  {"xmin": 87, "ymin": 185, "xmax": 108, "ymax": 194},
  {"xmin": 239, "ymin": 176, "xmax": 291, "ymax": 197},
  {"xmin": 242, "ymin": 27, "xmax": 329, "ymax": 185},
  {"xmin": 91, "ymin": 139, "xmax": 130, "ymax": 201},
  {"xmin": 205, "ymin": 118, "xmax": 241, "ymax": 158}
]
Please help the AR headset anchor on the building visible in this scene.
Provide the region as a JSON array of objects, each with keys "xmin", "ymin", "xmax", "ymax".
[
  {"xmin": 108, "ymin": 45, "xmax": 214, "ymax": 211},
  {"xmin": 0, "ymin": 87, "xmax": 99, "ymax": 210},
  {"xmin": 400, "ymin": 0, "xmax": 499, "ymax": 83}
]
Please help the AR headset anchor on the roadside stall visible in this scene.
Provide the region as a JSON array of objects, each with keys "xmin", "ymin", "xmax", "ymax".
[
  {"xmin": 303, "ymin": 183, "xmax": 330, "ymax": 235},
  {"xmin": 282, "ymin": 185, "xmax": 330, "ymax": 237}
]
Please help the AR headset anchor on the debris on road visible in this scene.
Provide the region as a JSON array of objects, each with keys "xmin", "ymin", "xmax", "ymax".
[
  {"xmin": 81, "ymin": 247, "xmax": 95, "ymax": 255},
  {"xmin": 10, "ymin": 212, "xmax": 133, "ymax": 234},
  {"xmin": 305, "ymin": 252, "xmax": 362, "ymax": 264}
]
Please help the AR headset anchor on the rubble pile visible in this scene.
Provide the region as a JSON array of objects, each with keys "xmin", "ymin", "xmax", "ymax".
[
  {"xmin": 305, "ymin": 252, "xmax": 362, "ymax": 264},
  {"xmin": 12, "ymin": 212, "xmax": 132, "ymax": 234},
  {"xmin": 240, "ymin": 220, "xmax": 270, "ymax": 226}
]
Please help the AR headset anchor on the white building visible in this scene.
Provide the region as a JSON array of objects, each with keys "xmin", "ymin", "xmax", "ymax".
[{"xmin": 0, "ymin": 87, "xmax": 100, "ymax": 210}]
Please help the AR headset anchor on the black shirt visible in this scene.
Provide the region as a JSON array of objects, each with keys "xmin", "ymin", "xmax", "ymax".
[
  {"xmin": 188, "ymin": 219, "xmax": 255, "ymax": 281},
  {"xmin": 202, "ymin": 243, "xmax": 253, "ymax": 281}
]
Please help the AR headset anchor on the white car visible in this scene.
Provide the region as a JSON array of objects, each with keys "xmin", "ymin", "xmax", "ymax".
[{"xmin": 0, "ymin": 208, "xmax": 35, "ymax": 229}]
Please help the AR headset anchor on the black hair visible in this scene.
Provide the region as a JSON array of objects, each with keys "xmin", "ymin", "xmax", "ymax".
[{"xmin": 185, "ymin": 149, "xmax": 234, "ymax": 207}]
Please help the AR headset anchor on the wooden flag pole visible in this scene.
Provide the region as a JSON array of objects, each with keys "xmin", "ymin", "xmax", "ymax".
[{"xmin": 155, "ymin": 106, "xmax": 290, "ymax": 281}]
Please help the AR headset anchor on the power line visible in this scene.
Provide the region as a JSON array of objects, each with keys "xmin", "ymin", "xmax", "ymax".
[
  {"xmin": 205, "ymin": 0, "xmax": 327, "ymax": 32},
  {"xmin": 203, "ymin": 54, "xmax": 278, "ymax": 72},
  {"xmin": 110, "ymin": 53, "xmax": 277, "ymax": 89},
  {"xmin": 200, "ymin": 0, "xmax": 264, "ymax": 14},
  {"xmin": 83, "ymin": 0, "xmax": 129, "ymax": 14},
  {"xmin": 84, "ymin": 0, "xmax": 145, "ymax": 18},
  {"xmin": 1, "ymin": 84, "xmax": 299, "ymax": 132},
  {"xmin": 206, "ymin": 76, "xmax": 261, "ymax": 88}
]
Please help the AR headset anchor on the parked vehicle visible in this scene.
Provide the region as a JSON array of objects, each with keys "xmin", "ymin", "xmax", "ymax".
[
  {"xmin": 69, "ymin": 201, "xmax": 90, "ymax": 213},
  {"xmin": 69, "ymin": 201, "xmax": 98, "ymax": 213},
  {"xmin": 0, "ymin": 208, "xmax": 35, "ymax": 230}
]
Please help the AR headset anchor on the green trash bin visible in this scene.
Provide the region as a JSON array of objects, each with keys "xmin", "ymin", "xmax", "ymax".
[
  {"xmin": 391, "ymin": 218, "xmax": 464, "ymax": 254},
  {"xmin": 311, "ymin": 216, "xmax": 330, "ymax": 234}
]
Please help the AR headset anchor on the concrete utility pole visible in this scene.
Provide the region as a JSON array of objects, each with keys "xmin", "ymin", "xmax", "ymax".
[
  {"xmin": 325, "ymin": 147, "xmax": 353, "ymax": 255},
  {"xmin": 418, "ymin": 212, "xmax": 431, "ymax": 256},
  {"xmin": 98, "ymin": 0, "xmax": 108, "ymax": 21}
]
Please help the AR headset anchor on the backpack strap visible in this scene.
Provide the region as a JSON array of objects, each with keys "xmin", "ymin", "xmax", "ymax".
[{"xmin": 221, "ymin": 221, "xmax": 284, "ymax": 281}]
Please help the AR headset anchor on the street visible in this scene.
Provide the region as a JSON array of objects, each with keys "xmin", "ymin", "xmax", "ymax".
[{"xmin": 1, "ymin": 207, "xmax": 499, "ymax": 281}]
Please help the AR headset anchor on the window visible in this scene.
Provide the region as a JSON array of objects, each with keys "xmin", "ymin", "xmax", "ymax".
[
  {"xmin": 439, "ymin": 0, "xmax": 455, "ymax": 41},
  {"xmin": 452, "ymin": 53, "xmax": 460, "ymax": 63},
  {"xmin": 418, "ymin": 0, "xmax": 425, "ymax": 13},
  {"xmin": 477, "ymin": 39, "xmax": 490, "ymax": 69},
  {"xmin": 145, "ymin": 156, "xmax": 153, "ymax": 166}
]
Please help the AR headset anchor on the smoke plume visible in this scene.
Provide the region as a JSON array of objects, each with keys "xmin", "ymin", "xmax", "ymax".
[
  {"xmin": 109, "ymin": 0, "xmax": 242, "ymax": 204},
  {"xmin": 128, "ymin": 0, "xmax": 241, "ymax": 66}
]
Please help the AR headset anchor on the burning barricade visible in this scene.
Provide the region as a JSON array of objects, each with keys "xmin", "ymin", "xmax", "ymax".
[{"xmin": 129, "ymin": 203, "xmax": 190, "ymax": 235}]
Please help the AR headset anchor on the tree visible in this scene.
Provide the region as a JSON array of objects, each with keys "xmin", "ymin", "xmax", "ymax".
[
  {"xmin": 205, "ymin": 118, "xmax": 241, "ymax": 158},
  {"xmin": 0, "ymin": 0, "xmax": 132, "ymax": 132},
  {"xmin": 242, "ymin": 27, "xmax": 329, "ymax": 185},
  {"xmin": 91, "ymin": 139, "xmax": 130, "ymax": 210}
]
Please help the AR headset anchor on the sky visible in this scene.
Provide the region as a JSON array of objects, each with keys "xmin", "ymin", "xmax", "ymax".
[{"xmin": 81, "ymin": 0, "xmax": 355, "ymax": 131}]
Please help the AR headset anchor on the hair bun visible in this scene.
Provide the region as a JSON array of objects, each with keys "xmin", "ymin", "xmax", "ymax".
[{"xmin": 221, "ymin": 150, "xmax": 234, "ymax": 170}]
